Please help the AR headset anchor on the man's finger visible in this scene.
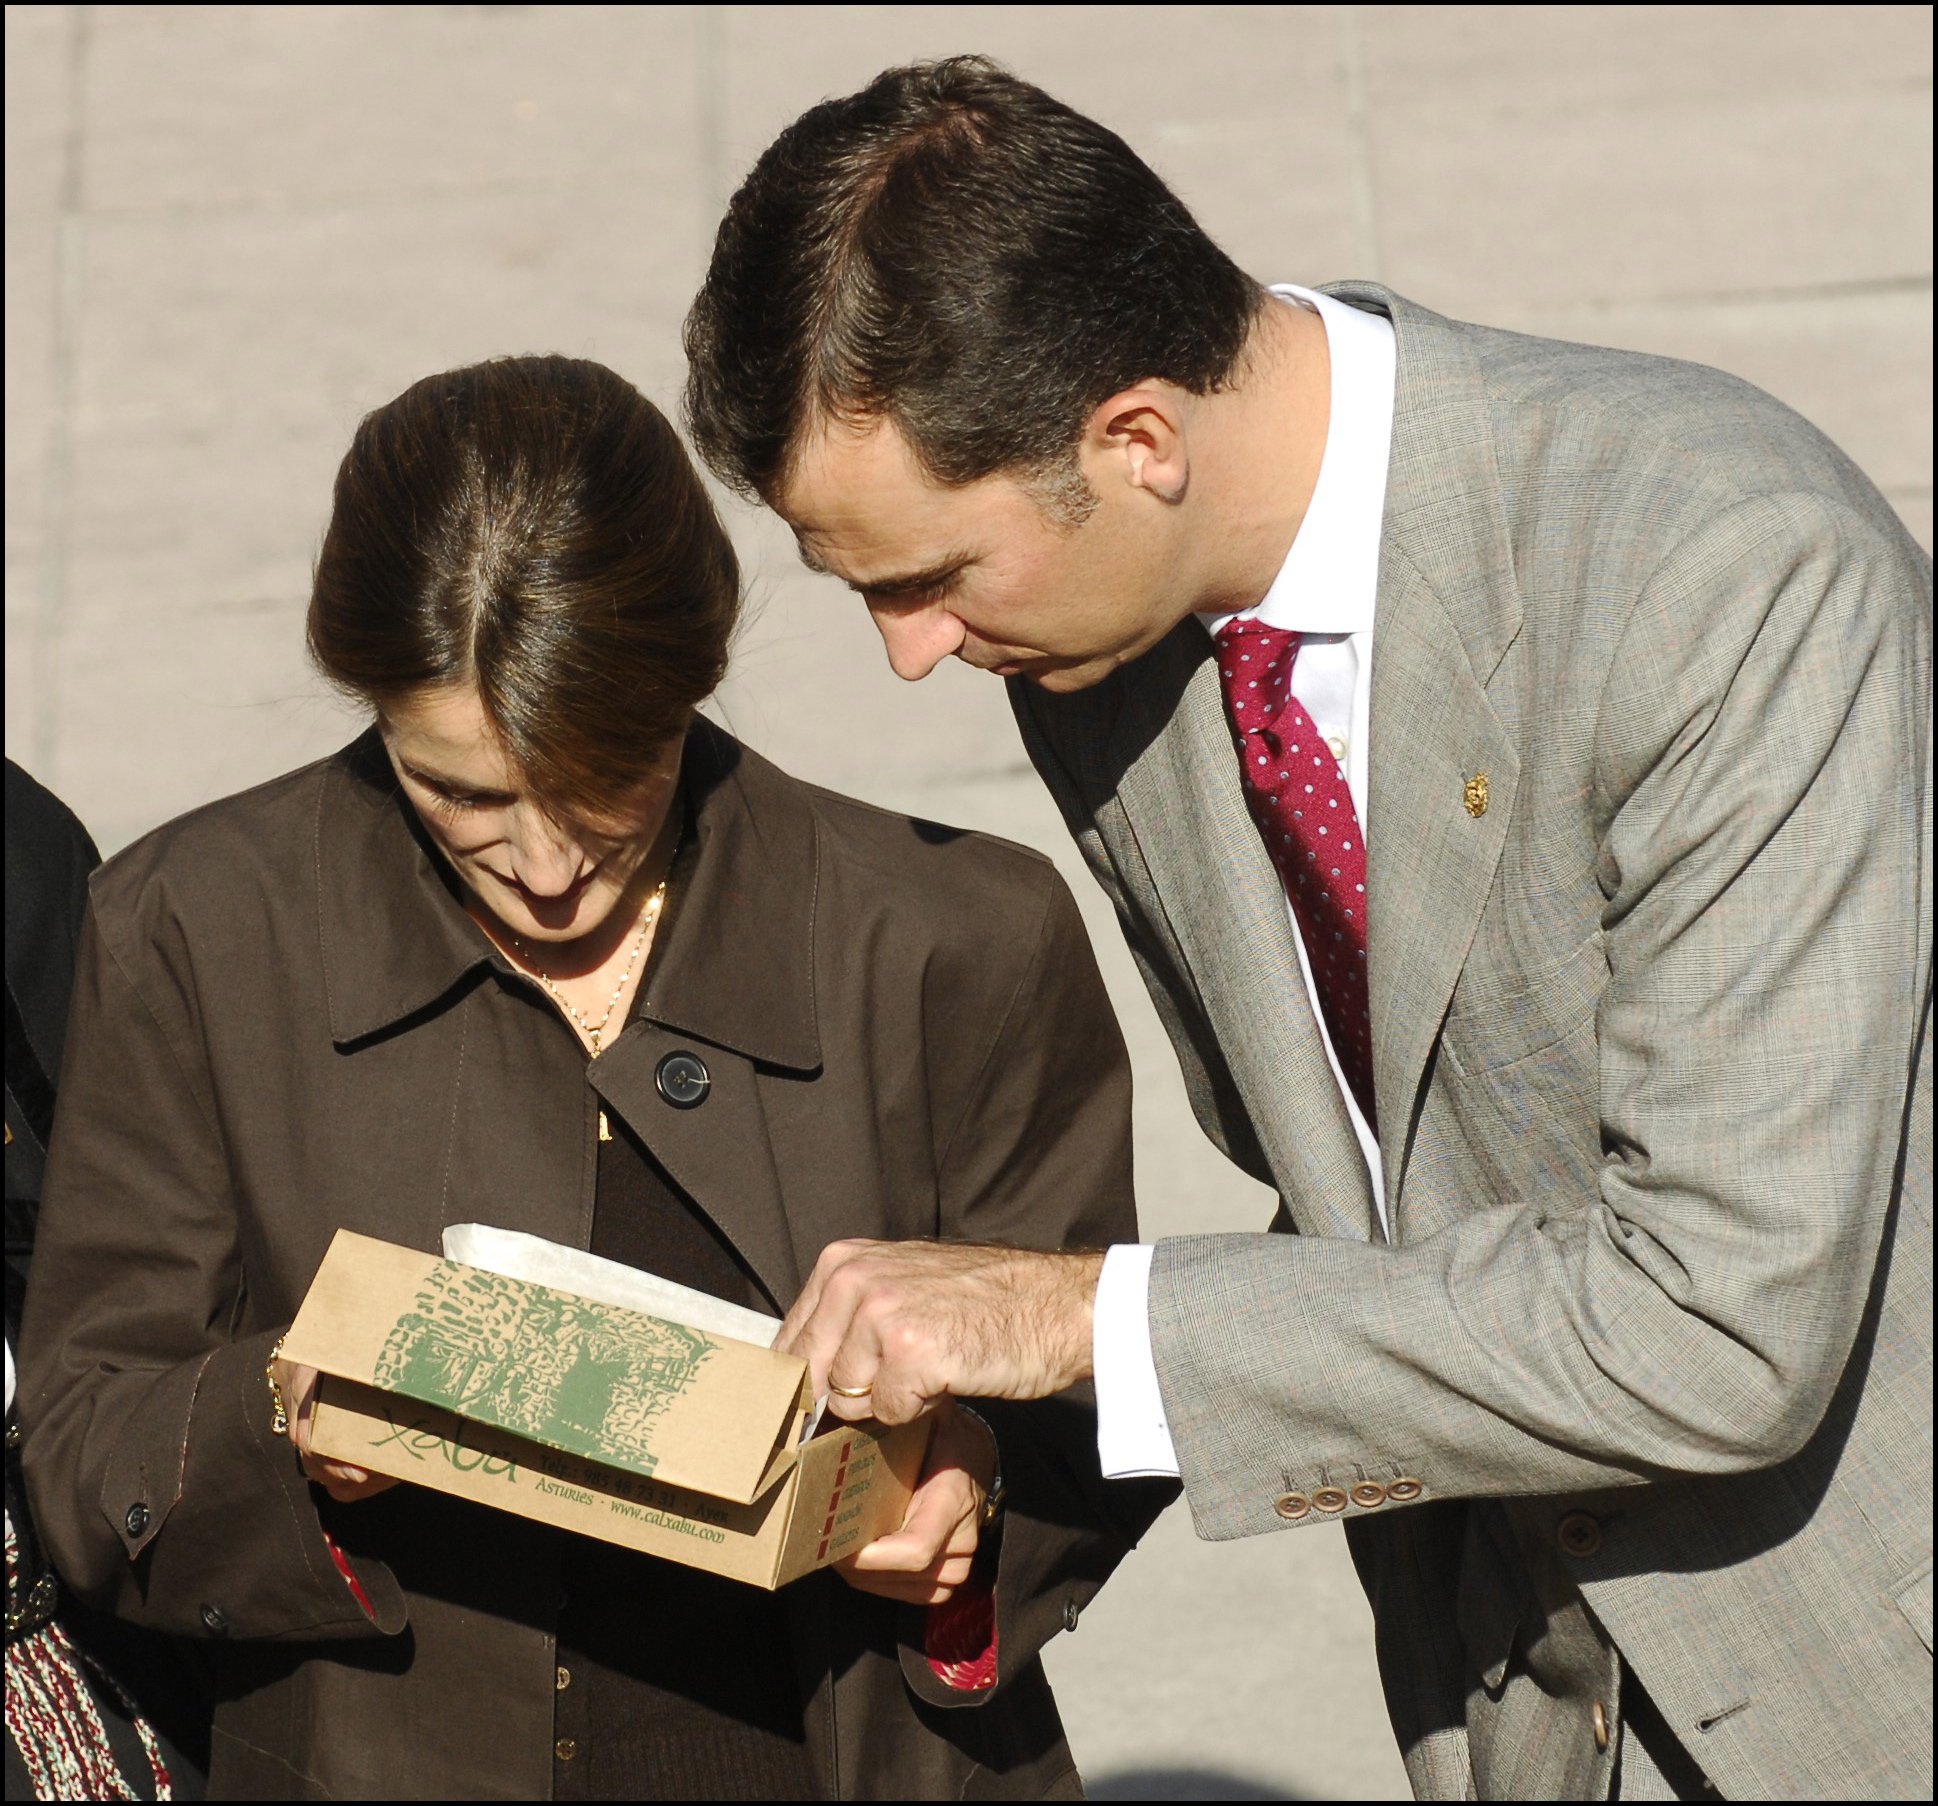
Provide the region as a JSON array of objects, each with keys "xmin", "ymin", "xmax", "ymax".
[
  {"xmin": 774, "ymin": 1244, "xmax": 838, "ymax": 1352},
  {"xmin": 777, "ymin": 1241, "xmax": 880, "ymax": 1396},
  {"xmin": 796, "ymin": 1259, "xmax": 884, "ymax": 1402},
  {"xmin": 777, "ymin": 1237, "xmax": 879, "ymax": 1347},
  {"xmin": 820, "ymin": 1292, "xmax": 883, "ymax": 1421}
]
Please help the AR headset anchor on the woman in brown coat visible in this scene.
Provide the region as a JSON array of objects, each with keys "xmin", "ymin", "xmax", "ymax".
[{"xmin": 18, "ymin": 358, "xmax": 1170, "ymax": 1800}]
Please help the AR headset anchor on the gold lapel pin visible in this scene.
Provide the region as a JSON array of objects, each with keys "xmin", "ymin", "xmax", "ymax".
[{"xmin": 1464, "ymin": 773, "xmax": 1489, "ymax": 819}]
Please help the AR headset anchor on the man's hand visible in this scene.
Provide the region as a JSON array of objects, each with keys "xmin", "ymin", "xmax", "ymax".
[
  {"xmin": 836, "ymin": 1401, "xmax": 997, "ymax": 1606},
  {"xmin": 281, "ymin": 1359, "xmax": 399, "ymax": 1504},
  {"xmin": 776, "ymin": 1240, "xmax": 1104, "ymax": 1424}
]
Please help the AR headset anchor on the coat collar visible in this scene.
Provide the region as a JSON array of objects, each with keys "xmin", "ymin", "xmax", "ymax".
[
  {"xmin": 315, "ymin": 717, "xmax": 822, "ymax": 1074},
  {"xmin": 1323, "ymin": 281, "xmax": 1523, "ymax": 686},
  {"xmin": 314, "ymin": 731, "xmax": 500, "ymax": 1046},
  {"xmin": 633, "ymin": 720, "xmax": 821, "ymax": 1073}
]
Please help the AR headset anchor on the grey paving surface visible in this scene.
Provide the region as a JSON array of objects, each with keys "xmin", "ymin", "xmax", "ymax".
[{"xmin": 5, "ymin": 7, "xmax": 1930, "ymax": 1799}]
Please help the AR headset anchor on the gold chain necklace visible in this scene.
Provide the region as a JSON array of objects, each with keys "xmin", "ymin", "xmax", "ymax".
[{"xmin": 513, "ymin": 874, "xmax": 669, "ymax": 1058}]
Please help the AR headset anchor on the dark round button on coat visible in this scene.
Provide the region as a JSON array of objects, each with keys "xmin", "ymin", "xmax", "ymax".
[
  {"xmin": 655, "ymin": 1051, "xmax": 711, "ymax": 1109},
  {"xmin": 1557, "ymin": 1511, "xmax": 1604, "ymax": 1558},
  {"xmin": 124, "ymin": 1502, "xmax": 150, "ymax": 1538},
  {"xmin": 201, "ymin": 1603, "xmax": 230, "ymax": 1634}
]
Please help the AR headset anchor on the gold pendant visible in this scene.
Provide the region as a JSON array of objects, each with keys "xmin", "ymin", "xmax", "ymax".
[{"xmin": 1464, "ymin": 773, "xmax": 1489, "ymax": 819}]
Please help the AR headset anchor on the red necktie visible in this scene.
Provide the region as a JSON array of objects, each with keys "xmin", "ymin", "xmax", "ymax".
[{"xmin": 1214, "ymin": 618, "xmax": 1377, "ymax": 1130}]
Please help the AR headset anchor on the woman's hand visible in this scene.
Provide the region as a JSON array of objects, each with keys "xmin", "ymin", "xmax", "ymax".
[
  {"xmin": 834, "ymin": 1401, "xmax": 997, "ymax": 1606},
  {"xmin": 280, "ymin": 1359, "xmax": 400, "ymax": 1504}
]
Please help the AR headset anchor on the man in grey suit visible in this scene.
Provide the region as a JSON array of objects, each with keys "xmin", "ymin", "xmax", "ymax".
[{"xmin": 684, "ymin": 57, "xmax": 1932, "ymax": 1800}]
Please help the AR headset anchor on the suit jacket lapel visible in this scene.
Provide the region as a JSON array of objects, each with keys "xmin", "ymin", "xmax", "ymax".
[
  {"xmin": 1114, "ymin": 625, "xmax": 1378, "ymax": 1240},
  {"xmin": 1331, "ymin": 283, "xmax": 1526, "ymax": 1234},
  {"xmin": 1364, "ymin": 558, "xmax": 1518, "ymax": 1226}
]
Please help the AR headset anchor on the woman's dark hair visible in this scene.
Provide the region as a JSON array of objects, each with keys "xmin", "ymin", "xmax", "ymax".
[
  {"xmin": 683, "ymin": 56, "xmax": 1263, "ymax": 514},
  {"xmin": 309, "ymin": 356, "xmax": 740, "ymax": 821}
]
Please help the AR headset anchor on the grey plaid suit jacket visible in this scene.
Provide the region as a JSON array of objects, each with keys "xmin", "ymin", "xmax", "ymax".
[{"xmin": 1011, "ymin": 284, "xmax": 1932, "ymax": 1800}]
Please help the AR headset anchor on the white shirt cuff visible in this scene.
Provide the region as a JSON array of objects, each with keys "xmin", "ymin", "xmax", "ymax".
[{"xmin": 1092, "ymin": 1243, "xmax": 1182, "ymax": 1479}]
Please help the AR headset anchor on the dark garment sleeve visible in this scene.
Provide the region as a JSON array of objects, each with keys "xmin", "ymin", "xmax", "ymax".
[
  {"xmin": 898, "ymin": 871, "xmax": 1178, "ymax": 1708},
  {"xmin": 4, "ymin": 759, "xmax": 101, "ymax": 1092},
  {"xmin": 5, "ymin": 760, "xmax": 102, "ymax": 1224},
  {"xmin": 17, "ymin": 899, "xmax": 406, "ymax": 1643}
]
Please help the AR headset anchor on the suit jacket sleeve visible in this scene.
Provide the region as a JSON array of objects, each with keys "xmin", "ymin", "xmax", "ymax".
[
  {"xmin": 18, "ymin": 892, "xmax": 407, "ymax": 1640},
  {"xmin": 899, "ymin": 868, "xmax": 1178, "ymax": 1706},
  {"xmin": 1147, "ymin": 490, "xmax": 1931, "ymax": 1538}
]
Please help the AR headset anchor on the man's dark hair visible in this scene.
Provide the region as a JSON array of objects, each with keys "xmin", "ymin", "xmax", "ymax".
[
  {"xmin": 308, "ymin": 356, "xmax": 740, "ymax": 822},
  {"xmin": 683, "ymin": 56, "xmax": 1263, "ymax": 514}
]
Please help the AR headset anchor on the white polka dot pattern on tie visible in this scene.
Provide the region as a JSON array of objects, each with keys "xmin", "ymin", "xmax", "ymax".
[{"xmin": 1214, "ymin": 616, "xmax": 1377, "ymax": 1129}]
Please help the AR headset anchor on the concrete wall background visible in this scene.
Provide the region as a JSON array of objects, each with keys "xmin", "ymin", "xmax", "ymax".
[{"xmin": 5, "ymin": 7, "xmax": 1930, "ymax": 1798}]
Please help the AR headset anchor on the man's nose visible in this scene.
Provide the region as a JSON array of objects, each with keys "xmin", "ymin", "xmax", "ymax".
[{"xmin": 868, "ymin": 600, "xmax": 967, "ymax": 682}]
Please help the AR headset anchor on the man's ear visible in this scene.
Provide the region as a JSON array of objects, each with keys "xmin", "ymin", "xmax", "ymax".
[{"xmin": 1080, "ymin": 383, "xmax": 1191, "ymax": 504}]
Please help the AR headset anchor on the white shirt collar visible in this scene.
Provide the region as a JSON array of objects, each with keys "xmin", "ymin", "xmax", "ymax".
[{"xmin": 1200, "ymin": 283, "xmax": 1396, "ymax": 639}]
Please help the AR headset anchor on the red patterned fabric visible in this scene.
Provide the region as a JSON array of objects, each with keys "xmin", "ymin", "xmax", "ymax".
[
  {"xmin": 1214, "ymin": 618, "xmax": 1378, "ymax": 1129},
  {"xmin": 924, "ymin": 1573, "xmax": 998, "ymax": 1692},
  {"xmin": 321, "ymin": 1528, "xmax": 379, "ymax": 1622}
]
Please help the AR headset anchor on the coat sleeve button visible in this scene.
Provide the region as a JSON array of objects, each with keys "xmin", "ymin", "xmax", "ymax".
[
  {"xmin": 1311, "ymin": 1486, "xmax": 1349, "ymax": 1513},
  {"xmin": 1273, "ymin": 1492, "xmax": 1311, "ymax": 1521},
  {"xmin": 1349, "ymin": 1482, "xmax": 1387, "ymax": 1508},
  {"xmin": 1557, "ymin": 1512, "xmax": 1603, "ymax": 1558},
  {"xmin": 1063, "ymin": 1599, "xmax": 1080, "ymax": 1632},
  {"xmin": 124, "ymin": 1502, "xmax": 150, "ymax": 1538},
  {"xmin": 200, "ymin": 1603, "xmax": 230, "ymax": 1634},
  {"xmin": 1386, "ymin": 1477, "xmax": 1424, "ymax": 1503},
  {"xmin": 655, "ymin": 1051, "xmax": 711, "ymax": 1109}
]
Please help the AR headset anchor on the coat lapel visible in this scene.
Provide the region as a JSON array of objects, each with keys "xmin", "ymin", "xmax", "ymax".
[
  {"xmin": 1114, "ymin": 626, "xmax": 1378, "ymax": 1241},
  {"xmin": 588, "ymin": 722, "xmax": 820, "ymax": 1312},
  {"xmin": 1364, "ymin": 561, "xmax": 1518, "ymax": 1226},
  {"xmin": 591, "ymin": 1027, "xmax": 802, "ymax": 1312},
  {"xmin": 1329, "ymin": 283, "xmax": 1526, "ymax": 1234}
]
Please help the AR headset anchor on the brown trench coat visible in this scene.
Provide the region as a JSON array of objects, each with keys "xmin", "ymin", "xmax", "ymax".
[{"xmin": 19, "ymin": 721, "xmax": 1174, "ymax": 1800}]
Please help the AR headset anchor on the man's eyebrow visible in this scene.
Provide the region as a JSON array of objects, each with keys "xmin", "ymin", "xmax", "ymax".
[{"xmin": 841, "ymin": 553, "xmax": 975, "ymax": 600}]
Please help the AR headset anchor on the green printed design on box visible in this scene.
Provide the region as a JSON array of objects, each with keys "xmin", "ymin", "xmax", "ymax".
[{"xmin": 373, "ymin": 1261, "xmax": 716, "ymax": 1474}]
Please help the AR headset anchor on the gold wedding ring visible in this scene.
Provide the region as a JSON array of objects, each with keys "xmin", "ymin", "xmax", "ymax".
[{"xmin": 828, "ymin": 1381, "xmax": 874, "ymax": 1399}]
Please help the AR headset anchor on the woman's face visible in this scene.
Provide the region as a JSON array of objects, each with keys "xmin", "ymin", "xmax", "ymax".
[{"xmin": 379, "ymin": 685, "xmax": 682, "ymax": 945}]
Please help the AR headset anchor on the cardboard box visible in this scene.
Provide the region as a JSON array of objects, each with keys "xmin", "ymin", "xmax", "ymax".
[{"xmin": 282, "ymin": 1227, "xmax": 931, "ymax": 1588}]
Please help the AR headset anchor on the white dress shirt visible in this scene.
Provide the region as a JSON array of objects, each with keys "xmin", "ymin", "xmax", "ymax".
[{"xmin": 1093, "ymin": 284, "xmax": 1397, "ymax": 1479}]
